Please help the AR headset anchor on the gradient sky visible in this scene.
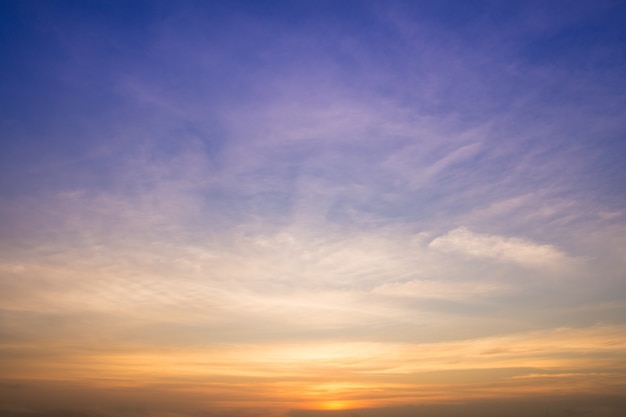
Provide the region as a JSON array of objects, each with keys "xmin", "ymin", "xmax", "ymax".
[{"xmin": 1, "ymin": 1, "xmax": 626, "ymax": 416}]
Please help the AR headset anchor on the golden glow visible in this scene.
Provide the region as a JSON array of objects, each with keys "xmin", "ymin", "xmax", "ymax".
[
  {"xmin": 319, "ymin": 400, "xmax": 351, "ymax": 410},
  {"xmin": 1, "ymin": 325, "xmax": 625, "ymax": 412}
]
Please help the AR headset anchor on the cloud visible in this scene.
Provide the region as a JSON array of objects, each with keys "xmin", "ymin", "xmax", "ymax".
[
  {"xmin": 371, "ymin": 279, "xmax": 509, "ymax": 300},
  {"xmin": 2, "ymin": 325, "xmax": 625, "ymax": 416},
  {"xmin": 0, "ymin": 221, "xmax": 611, "ymax": 352},
  {"xmin": 428, "ymin": 227, "xmax": 569, "ymax": 268}
]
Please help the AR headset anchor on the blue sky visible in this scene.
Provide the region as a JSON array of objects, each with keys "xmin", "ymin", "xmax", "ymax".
[{"xmin": 1, "ymin": 1, "xmax": 626, "ymax": 416}]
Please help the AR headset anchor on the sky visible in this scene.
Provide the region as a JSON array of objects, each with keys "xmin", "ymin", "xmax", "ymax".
[{"xmin": 1, "ymin": 1, "xmax": 626, "ymax": 416}]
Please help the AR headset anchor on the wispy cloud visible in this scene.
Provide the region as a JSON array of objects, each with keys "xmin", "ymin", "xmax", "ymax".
[{"xmin": 428, "ymin": 227, "xmax": 569, "ymax": 268}]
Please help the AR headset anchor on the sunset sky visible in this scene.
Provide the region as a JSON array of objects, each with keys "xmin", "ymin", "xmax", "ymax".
[{"xmin": 1, "ymin": 1, "xmax": 626, "ymax": 416}]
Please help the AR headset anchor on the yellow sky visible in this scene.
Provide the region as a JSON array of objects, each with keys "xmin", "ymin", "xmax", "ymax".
[{"xmin": 2, "ymin": 324, "xmax": 625, "ymax": 414}]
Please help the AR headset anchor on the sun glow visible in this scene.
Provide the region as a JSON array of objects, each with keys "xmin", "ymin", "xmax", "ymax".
[{"xmin": 319, "ymin": 400, "xmax": 352, "ymax": 410}]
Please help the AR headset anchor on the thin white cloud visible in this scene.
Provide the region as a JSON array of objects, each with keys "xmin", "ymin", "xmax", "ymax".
[
  {"xmin": 429, "ymin": 227, "xmax": 569, "ymax": 268},
  {"xmin": 372, "ymin": 279, "xmax": 510, "ymax": 300}
]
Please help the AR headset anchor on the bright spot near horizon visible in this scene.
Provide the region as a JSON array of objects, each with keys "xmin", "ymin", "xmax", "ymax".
[{"xmin": 319, "ymin": 400, "xmax": 352, "ymax": 411}]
